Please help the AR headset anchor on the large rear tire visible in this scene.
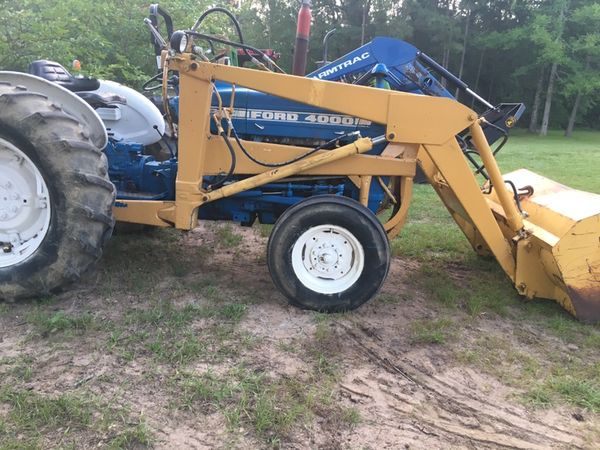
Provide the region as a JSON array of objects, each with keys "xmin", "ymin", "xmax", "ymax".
[
  {"xmin": 0, "ymin": 82, "xmax": 115, "ymax": 300},
  {"xmin": 267, "ymin": 195, "xmax": 390, "ymax": 312}
]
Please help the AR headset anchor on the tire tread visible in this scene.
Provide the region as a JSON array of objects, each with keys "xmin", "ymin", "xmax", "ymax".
[{"xmin": 0, "ymin": 83, "xmax": 115, "ymax": 300}]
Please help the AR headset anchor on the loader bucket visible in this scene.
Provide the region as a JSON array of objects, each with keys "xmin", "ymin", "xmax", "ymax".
[{"xmin": 488, "ymin": 169, "xmax": 600, "ymax": 322}]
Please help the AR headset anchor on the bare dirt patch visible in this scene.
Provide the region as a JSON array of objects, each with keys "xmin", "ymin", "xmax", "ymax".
[{"xmin": 0, "ymin": 222, "xmax": 598, "ymax": 449}]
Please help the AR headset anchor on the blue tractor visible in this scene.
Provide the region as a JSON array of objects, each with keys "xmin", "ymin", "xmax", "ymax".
[
  {"xmin": 23, "ymin": 3, "xmax": 524, "ymax": 227},
  {"xmin": 1, "ymin": 4, "xmax": 545, "ymax": 314},
  {"xmin": 94, "ymin": 5, "xmax": 522, "ymax": 226}
]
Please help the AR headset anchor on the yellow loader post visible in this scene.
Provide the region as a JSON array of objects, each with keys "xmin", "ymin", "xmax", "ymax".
[{"xmin": 112, "ymin": 53, "xmax": 599, "ymax": 322}]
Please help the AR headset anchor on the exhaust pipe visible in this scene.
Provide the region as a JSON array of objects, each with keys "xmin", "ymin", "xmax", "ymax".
[
  {"xmin": 292, "ymin": 0, "xmax": 312, "ymax": 76},
  {"xmin": 317, "ymin": 28, "xmax": 336, "ymax": 68}
]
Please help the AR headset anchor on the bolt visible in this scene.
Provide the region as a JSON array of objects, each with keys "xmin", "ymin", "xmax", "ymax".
[
  {"xmin": 2, "ymin": 243, "xmax": 12, "ymax": 253},
  {"xmin": 387, "ymin": 133, "xmax": 396, "ymax": 140},
  {"xmin": 468, "ymin": 114, "xmax": 478, "ymax": 121},
  {"xmin": 11, "ymin": 193, "xmax": 19, "ymax": 200}
]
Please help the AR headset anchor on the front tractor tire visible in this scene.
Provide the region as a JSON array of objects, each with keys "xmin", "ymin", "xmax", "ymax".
[
  {"xmin": 0, "ymin": 82, "xmax": 115, "ymax": 300},
  {"xmin": 267, "ymin": 195, "xmax": 390, "ymax": 312}
]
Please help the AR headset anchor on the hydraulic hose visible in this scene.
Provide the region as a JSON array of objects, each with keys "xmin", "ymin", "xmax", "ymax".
[
  {"xmin": 187, "ymin": 31, "xmax": 285, "ymax": 73},
  {"xmin": 208, "ymin": 131, "xmax": 237, "ymax": 190},
  {"xmin": 191, "ymin": 7, "xmax": 252, "ymax": 61},
  {"xmin": 229, "ymin": 123, "xmax": 359, "ymax": 167}
]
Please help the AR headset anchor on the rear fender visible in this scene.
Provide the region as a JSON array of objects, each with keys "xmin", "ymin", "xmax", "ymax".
[{"xmin": 0, "ymin": 71, "xmax": 107, "ymax": 149}]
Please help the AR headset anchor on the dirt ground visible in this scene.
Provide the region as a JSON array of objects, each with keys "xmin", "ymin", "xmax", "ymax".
[{"xmin": 0, "ymin": 223, "xmax": 597, "ymax": 449}]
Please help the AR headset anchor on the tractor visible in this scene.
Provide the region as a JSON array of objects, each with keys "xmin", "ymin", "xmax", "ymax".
[{"xmin": 0, "ymin": 4, "xmax": 598, "ymax": 320}]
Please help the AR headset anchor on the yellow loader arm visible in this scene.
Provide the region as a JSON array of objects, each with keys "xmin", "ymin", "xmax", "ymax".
[{"xmin": 115, "ymin": 54, "xmax": 600, "ymax": 321}]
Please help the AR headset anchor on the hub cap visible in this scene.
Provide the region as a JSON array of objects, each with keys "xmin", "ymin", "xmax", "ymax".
[
  {"xmin": 291, "ymin": 224, "xmax": 364, "ymax": 294},
  {"xmin": 0, "ymin": 138, "xmax": 51, "ymax": 268}
]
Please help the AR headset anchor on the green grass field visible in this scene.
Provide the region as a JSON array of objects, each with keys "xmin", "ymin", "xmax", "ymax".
[
  {"xmin": 393, "ymin": 129, "xmax": 600, "ymax": 264},
  {"xmin": 500, "ymin": 130, "xmax": 600, "ymax": 192}
]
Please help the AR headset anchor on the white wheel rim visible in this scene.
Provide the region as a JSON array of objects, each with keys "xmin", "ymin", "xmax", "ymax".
[
  {"xmin": 291, "ymin": 224, "xmax": 364, "ymax": 294},
  {"xmin": 0, "ymin": 137, "xmax": 51, "ymax": 268}
]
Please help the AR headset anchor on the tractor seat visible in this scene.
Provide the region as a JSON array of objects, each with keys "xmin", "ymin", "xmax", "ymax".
[
  {"xmin": 28, "ymin": 60, "xmax": 100, "ymax": 92},
  {"xmin": 77, "ymin": 92, "xmax": 126, "ymax": 109}
]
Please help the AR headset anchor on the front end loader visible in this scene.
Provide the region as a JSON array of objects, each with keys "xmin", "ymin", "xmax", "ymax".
[{"xmin": 0, "ymin": 6, "xmax": 598, "ymax": 321}]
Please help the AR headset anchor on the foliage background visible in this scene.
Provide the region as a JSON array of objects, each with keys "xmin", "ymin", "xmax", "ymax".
[{"xmin": 0, "ymin": 0, "xmax": 598, "ymax": 133}]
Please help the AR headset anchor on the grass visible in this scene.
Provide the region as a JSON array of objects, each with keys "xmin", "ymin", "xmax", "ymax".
[
  {"xmin": 524, "ymin": 376, "xmax": 600, "ymax": 412},
  {"xmin": 390, "ymin": 187, "xmax": 476, "ymax": 262},
  {"xmin": 407, "ymin": 261, "xmax": 515, "ymax": 318},
  {"xmin": 26, "ymin": 310, "xmax": 97, "ymax": 336},
  {"xmin": 0, "ymin": 355, "xmax": 35, "ymax": 382},
  {"xmin": 167, "ymin": 311, "xmax": 358, "ymax": 446},
  {"xmin": 110, "ymin": 298, "xmax": 250, "ymax": 365},
  {"xmin": 456, "ymin": 334, "xmax": 542, "ymax": 384},
  {"xmin": 0, "ymin": 388, "xmax": 153, "ymax": 449},
  {"xmin": 1, "ymin": 389, "xmax": 92, "ymax": 430},
  {"xmin": 257, "ymin": 223, "xmax": 273, "ymax": 238},
  {"xmin": 173, "ymin": 350, "xmax": 355, "ymax": 446},
  {"xmin": 98, "ymin": 228, "xmax": 208, "ymax": 295},
  {"xmin": 175, "ymin": 367, "xmax": 311, "ymax": 445},
  {"xmin": 410, "ymin": 318, "xmax": 456, "ymax": 344},
  {"xmin": 1, "ymin": 131, "xmax": 598, "ymax": 445},
  {"xmin": 499, "ymin": 129, "xmax": 600, "ymax": 193},
  {"xmin": 216, "ymin": 224, "xmax": 244, "ymax": 248},
  {"xmin": 455, "ymin": 323, "xmax": 600, "ymax": 413}
]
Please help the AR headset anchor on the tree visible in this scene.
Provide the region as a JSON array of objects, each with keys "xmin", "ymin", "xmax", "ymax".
[
  {"xmin": 562, "ymin": 3, "xmax": 600, "ymax": 136},
  {"xmin": 535, "ymin": 0, "xmax": 569, "ymax": 136},
  {"xmin": 528, "ymin": 68, "xmax": 545, "ymax": 132}
]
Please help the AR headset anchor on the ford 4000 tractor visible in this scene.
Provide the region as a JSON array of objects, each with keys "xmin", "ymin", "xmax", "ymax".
[{"xmin": 0, "ymin": 4, "xmax": 598, "ymax": 321}]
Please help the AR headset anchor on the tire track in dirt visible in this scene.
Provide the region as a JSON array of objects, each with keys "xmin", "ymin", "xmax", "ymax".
[{"xmin": 338, "ymin": 321, "xmax": 585, "ymax": 449}]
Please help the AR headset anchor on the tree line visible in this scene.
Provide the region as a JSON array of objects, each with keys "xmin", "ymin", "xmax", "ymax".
[{"xmin": 1, "ymin": 0, "xmax": 598, "ymax": 135}]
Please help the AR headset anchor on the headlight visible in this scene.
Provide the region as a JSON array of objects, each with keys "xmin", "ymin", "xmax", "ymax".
[{"xmin": 170, "ymin": 31, "xmax": 188, "ymax": 53}]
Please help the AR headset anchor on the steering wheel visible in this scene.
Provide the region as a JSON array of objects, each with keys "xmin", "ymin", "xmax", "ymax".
[{"xmin": 142, "ymin": 72, "xmax": 179, "ymax": 92}]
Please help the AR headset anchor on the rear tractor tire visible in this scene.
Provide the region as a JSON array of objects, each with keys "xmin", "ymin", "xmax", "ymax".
[
  {"xmin": 267, "ymin": 195, "xmax": 390, "ymax": 312},
  {"xmin": 0, "ymin": 82, "xmax": 115, "ymax": 300}
]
